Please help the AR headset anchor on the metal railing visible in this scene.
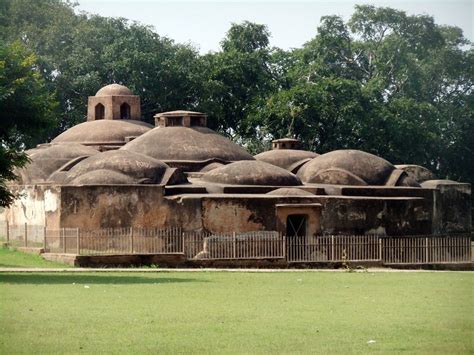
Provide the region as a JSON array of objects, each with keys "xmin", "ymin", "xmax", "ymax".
[
  {"xmin": 286, "ymin": 235, "xmax": 380, "ymax": 262},
  {"xmin": 0, "ymin": 222, "xmax": 45, "ymax": 248},
  {"xmin": 0, "ymin": 222, "xmax": 471, "ymax": 264},
  {"xmin": 184, "ymin": 231, "xmax": 284, "ymax": 260},
  {"xmin": 381, "ymin": 236, "xmax": 472, "ymax": 264}
]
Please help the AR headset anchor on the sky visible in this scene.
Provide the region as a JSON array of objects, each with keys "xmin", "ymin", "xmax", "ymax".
[{"xmin": 76, "ymin": 0, "xmax": 473, "ymax": 53}]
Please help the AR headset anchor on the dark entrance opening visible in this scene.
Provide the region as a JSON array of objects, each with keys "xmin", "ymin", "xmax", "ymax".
[
  {"xmin": 190, "ymin": 116, "xmax": 202, "ymax": 126},
  {"xmin": 120, "ymin": 103, "xmax": 131, "ymax": 119},
  {"xmin": 286, "ymin": 214, "xmax": 307, "ymax": 261},
  {"xmin": 167, "ymin": 117, "xmax": 183, "ymax": 126},
  {"xmin": 95, "ymin": 103, "xmax": 105, "ymax": 120}
]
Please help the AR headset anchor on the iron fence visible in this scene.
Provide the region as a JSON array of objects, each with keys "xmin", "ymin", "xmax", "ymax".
[
  {"xmin": 0, "ymin": 222, "xmax": 45, "ymax": 248},
  {"xmin": 381, "ymin": 236, "xmax": 471, "ymax": 264},
  {"xmin": 286, "ymin": 235, "xmax": 381, "ymax": 262},
  {"xmin": 0, "ymin": 222, "xmax": 472, "ymax": 264},
  {"xmin": 184, "ymin": 231, "xmax": 284, "ymax": 260}
]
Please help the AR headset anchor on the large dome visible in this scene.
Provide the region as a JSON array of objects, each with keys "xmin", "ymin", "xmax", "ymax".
[
  {"xmin": 121, "ymin": 126, "xmax": 254, "ymax": 162},
  {"xmin": 60, "ymin": 150, "xmax": 184, "ymax": 185},
  {"xmin": 201, "ymin": 160, "xmax": 302, "ymax": 186},
  {"xmin": 297, "ymin": 149, "xmax": 419, "ymax": 187},
  {"xmin": 254, "ymin": 149, "xmax": 318, "ymax": 172},
  {"xmin": 52, "ymin": 120, "xmax": 153, "ymax": 147},
  {"xmin": 95, "ymin": 84, "xmax": 133, "ymax": 96},
  {"xmin": 15, "ymin": 143, "xmax": 99, "ymax": 184}
]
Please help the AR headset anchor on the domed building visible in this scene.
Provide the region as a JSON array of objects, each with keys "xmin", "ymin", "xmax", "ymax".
[{"xmin": 1, "ymin": 83, "xmax": 471, "ymax": 267}]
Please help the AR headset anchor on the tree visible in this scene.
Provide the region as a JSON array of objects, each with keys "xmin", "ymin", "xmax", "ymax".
[
  {"xmin": 255, "ymin": 5, "xmax": 473, "ymax": 188},
  {"xmin": 0, "ymin": 40, "xmax": 58, "ymax": 206},
  {"xmin": 251, "ymin": 78, "xmax": 368, "ymax": 153},
  {"xmin": 197, "ymin": 21, "xmax": 274, "ymax": 138},
  {"xmin": 1, "ymin": 0, "xmax": 202, "ymax": 130}
]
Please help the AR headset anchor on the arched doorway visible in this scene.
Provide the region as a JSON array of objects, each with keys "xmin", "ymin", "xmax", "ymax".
[
  {"xmin": 95, "ymin": 103, "xmax": 105, "ymax": 120},
  {"xmin": 120, "ymin": 103, "xmax": 131, "ymax": 119}
]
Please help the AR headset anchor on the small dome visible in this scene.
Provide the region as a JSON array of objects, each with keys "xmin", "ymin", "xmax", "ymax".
[
  {"xmin": 254, "ymin": 149, "xmax": 318, "ymax": 172},
  {"xmin": 15, "ymin": 143, "xmax": 99, "ymax": 184},
  {"xmin": 395, "ymin": 164, "xmax": 436, "ymax": 183},
  {"xmin": 52, "ymin": 120, "xmax": 152, "ymax": 147},
  {"xmin": 121, "ymin": 126, "xmax": 254, "ymax": 162},
  {"xmin": 201, "ymin": 160, "xmax": 302, "ymax": 186},
  {"xmin": 96, "ymin": 84, "xmax": 133, "ymax": 96},
  {"xmin": 69, "ymin": 169, "xmax": 137, "ymax": 185},
  {"xmin": 63, "ymin": 150, "xmax": 177, "ymax": 185},
  {"xmin": 297, "ymin": 150, "xmax": 419, "ymax": 187},
  {"xmin": 267, "ymin": 188, "xmax": 315, "ymax": 196},
  {"xmin": 200, "ymin": 162, "xmax": 225, "ymax": 172}
]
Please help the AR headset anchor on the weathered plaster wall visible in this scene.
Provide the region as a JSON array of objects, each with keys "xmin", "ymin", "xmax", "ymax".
[
  {"xmin": 0, "ymin": 185, "xmax": 62, "ymax": 233},
  {"xmin": 59, "ymin": 185, "xmax": 169, "ymax": 228},
  {"xmin": 317, "ymin": 196, "xmax": 432, "ymax": 235},
  {"xmin": 4, "ymin": 183, "xmax": 464, "ymax": 238},
  {"xmin": 167, "ymin": 195, "xmax": 322, "ymax": 233},
  {"xmin": 428, "ymin": 183, "xmax": 471, "ymax": 234},
  {"xmin": 166, "ymin": 194, "xmax": 431, "ymax": 236}
]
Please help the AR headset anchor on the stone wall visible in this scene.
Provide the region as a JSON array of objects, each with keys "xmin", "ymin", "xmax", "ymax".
[
  {"xmin": 2, "ymin": 183, "xmax": 469, "ymax": 236},
  {"xmin": 317, "ymin": 196, "xmax": 432, "ymax": 235},
  {"xmin": 426, "ymin": 182, "xmax": 472, "ymax": 234},
  {"xmin": 0, "ymin": 185, "xmax": 61, "ymax": 229},
  {"xmin": 59, "ymin": 185, "xmax": 168, "ymax": 228}
]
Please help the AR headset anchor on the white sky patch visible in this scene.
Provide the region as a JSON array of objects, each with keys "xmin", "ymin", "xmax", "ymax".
[{"xmin": 76, "ymin": 0, "xmax": 473, "ymax": 54}]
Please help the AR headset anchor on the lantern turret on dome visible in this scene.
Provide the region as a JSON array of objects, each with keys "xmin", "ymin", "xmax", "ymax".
[
  {"xmin": 272, "ymin": 138, "xmax": 300, "ymax": 150},
  {"xmin": 87, "ymin": 83, "xmax": 141, "ymax": 121},
  {"xmin": 154, "ymin": 110, "xmax": 207, "ymax": 128}
]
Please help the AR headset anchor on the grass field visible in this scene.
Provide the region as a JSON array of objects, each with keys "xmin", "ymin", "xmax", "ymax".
[
  {"xmin": 0, "ymin": 247, "xmax": 71, "ymax": 268},
  {"xmin": 1, "ymin": 269, "xmax": 473, "ymax": 354}
]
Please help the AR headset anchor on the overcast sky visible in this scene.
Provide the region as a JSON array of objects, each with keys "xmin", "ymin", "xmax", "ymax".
[{"xmin": 77, "ymin": 0, "xmax": 473, "ymax": 53}]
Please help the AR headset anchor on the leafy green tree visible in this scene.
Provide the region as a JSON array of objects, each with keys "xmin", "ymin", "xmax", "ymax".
[
  {"xmin": 197, "ymin": 21, "xmax": 274, "ymax": 138},
  {"xmin": 251, "ymin": 78, "xmax": 368, "ymax": 153},
  {"xmin": 1, "ymin": 0, "xmax": 202, "ymax": 130},
  {"xmin": 0, "ymin": 40, "xmax": 58, "ymax": 206},
  {"xmin": 256, "ymin": 5, "xmax": 473, "ymax": 188}
]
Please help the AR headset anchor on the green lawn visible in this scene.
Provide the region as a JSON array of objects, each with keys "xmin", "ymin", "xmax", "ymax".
[
  {"xmin": 0, "ymin": 271, "xmax": 472, "ymax": 354},
  {"xmin": 0, "ymin": 247, "xmax": 71, "ymax": 268}
]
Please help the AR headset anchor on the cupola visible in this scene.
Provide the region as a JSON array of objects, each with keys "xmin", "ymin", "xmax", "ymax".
[
  {"xmin": 272, "ymin": 138, "xmax": 300, "ymax": 150},
  {"xmin": 154, "ymin": 110, "xmax": 207, "ymax": 128},
  {"xmin": 87, "ymin": 84, "xmax": 141, "ymax": 121}
]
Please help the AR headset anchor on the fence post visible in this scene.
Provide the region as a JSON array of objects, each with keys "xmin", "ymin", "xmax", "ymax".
[
  {"xmin": 378, "ymin": 237, "xmax": 382, "ymax": 261},
  {"xmin": 331, "ymin": 235, "xmax": 334, "ymax": 261},
  {"xmin": 62, "ymin": 228, "xmax": 66, "ymax": 253},
  {"xmin": 6, "ymin": 221, "xmax": 9, "ymax": 244},
  {"xmin": 282, "ymin": 233, "xmax": 286, "ymax": 260},
  {"xmin": 76, "ymin": 228, "xmax": 80, "ymax": 255},
  {"xmin": 425, "ymin": 237, "xmax": 429, "ymax": 263},
  {"xmin": 182, "ymin": 231, "xmax": 185, "ymax": 254},
  {"xmin": 24, "ymin": 222, "xmax": 28, "ymax": 247},
  {"xmin": 130, "ymin": 227, "xmax": 134, "ymax": 254},
  {"xmin": 232, "ymin": 232, "xmax": 236, "ymax": 259},
  {"xmin": 43, "ymin": 226, "xmax": 47, "ymax": 250}
]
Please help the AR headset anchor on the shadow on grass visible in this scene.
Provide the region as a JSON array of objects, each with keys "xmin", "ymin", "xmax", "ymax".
[{"xmin": 0, "ymin": 273, "xmax": 206, "ymax": 285}]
